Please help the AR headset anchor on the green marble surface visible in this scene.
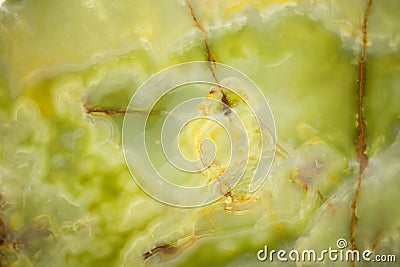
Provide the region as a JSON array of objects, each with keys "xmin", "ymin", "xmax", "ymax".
[{"xmin": 0, "ymin": 0, "xmax": 399, "ymax": 266}]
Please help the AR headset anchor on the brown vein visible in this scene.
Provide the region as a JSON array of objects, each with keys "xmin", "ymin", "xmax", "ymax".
[
  {"xmin": 185, "ymin": 0, "xmax": 232, "ymax": 113},
  {"xmin": 185, "ymin": 0, "xmax": 217, "ymax": 66},
  {"xmin": 84, "ymin": 104, "xmax": 169, "ymax": 116},
  {"xmin": 350, "ymin": 0, "xmax": 372, "ymax": 265}
]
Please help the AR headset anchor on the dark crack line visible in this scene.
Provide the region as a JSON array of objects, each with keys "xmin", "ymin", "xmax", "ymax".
[
  {"xmin": 355, "ymin": 0, "xmax": 371, "ymax": 174},
  {"xmin": 350, "ymin": 0, "xmax": 372, "ymax": 265},
  {"xmin": 185, "ymin": 0, "xmax": 232, "ymax": 117},
  {"xmin": 185, "ymin": 0, "xmax": 217, "ymax": 66},
  {"xmin": 84, "ymin": 104, "xmax": 169, "ymax": 116}
]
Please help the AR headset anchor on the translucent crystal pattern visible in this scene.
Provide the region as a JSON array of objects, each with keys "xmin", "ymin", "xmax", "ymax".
[{"xmin": 0, "ymin": 0, "xmax": 399, "ymax": 266}]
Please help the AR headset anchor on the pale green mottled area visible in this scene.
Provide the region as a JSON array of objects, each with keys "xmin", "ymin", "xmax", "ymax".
[{"xmin": 0, "ymin": 0, "xmax": 399, "ymax": 267}]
